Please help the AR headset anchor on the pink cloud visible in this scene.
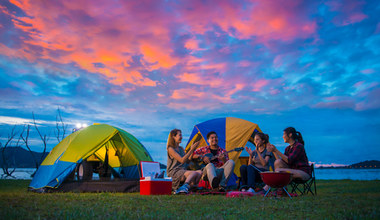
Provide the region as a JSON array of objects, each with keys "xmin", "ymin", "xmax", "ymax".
[
  {"xmin": 269, "ymin": 89, "xmax": 280, "ymax": 95},
  {"xmin": 327, "ymin": 0, "xmax": 368, "ymax": 26},
  {"xmin": 237, "ymin": 60, "xmax": 252, "ymax": 67},
  {"xmin": 353, "ymin": 81, "xmax": 364, "ymax": 88},
  {"xmin": 178, "ymin": 0, "xmax": 317, "ymax": 42},
  {"xmin": 360, "ymin": 69, "xmax": 375, "ymax": 74},
  {"xmin": 3, "ymin": 0, "xmax": 375, "ymax": 114},
  {"xmin": 2, "ymin": 0, "xmax": 317, "ymax": 96},
  {"xmin": 273, "ymin": 55, "xmax": 285, "ymax": 69},
  {"xmin": 355, "ymin": 88, "xmax": 380, "ymax": 111},
  {"xmin": 177, "ymin": 72, "xmax": 224, "ymax": 88},
  {"xmin": 313, "ymin": 162, "xmax": 347, "ymax": 168},
  {"xmin": 110, "ymin": 70, "xmax": 157, "ymax": 87},
  {"xmin": 25, "ymin": 81, "xmax": 36, "ymax": 88},
  {"xmin": 252, "ymin": 79, "xmax": 270, "ymax": 92},
  {"xmin": 342, "ymin": 13, "xmax": 368, "ymax": 26},
  {"xmin": 3, "ymin": 0, "xmax": 176, "ymax": 87},
  {"xmin": 171, "ymin": 88, "xmax": 205, "ymax": 100},
  {"xmin": 313, "ymin": 99, "xmax": 356, "ymax": 109},
  {"xmin": 170, "ymin": 87, "xmax": 236, "ymax": 103},
  {"xmin": 324, "ymin": 96, "xmax": 339, "ymax": 101},
  {"xmin": 376, "ymin": 22, "xmax": 380, "ymax": 34},
  {"xmin": 167, "ymin": 102, "xmax": 220, "ymax": 111},
  {"xmin": 184, "ymin": 38, "xmax": 200, "ymax": 51}
]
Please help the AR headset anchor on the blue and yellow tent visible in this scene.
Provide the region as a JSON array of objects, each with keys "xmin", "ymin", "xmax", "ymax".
[
  {"xmin": 29, "ymin": 124, "xmax": 153, "ymax": 190},
  {"xmin": 185, "ymin": 117, "xmax": 262, "ymax": 177}
]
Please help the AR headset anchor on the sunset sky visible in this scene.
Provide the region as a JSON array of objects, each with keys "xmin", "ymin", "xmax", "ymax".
[{"xmin": 1, "ymin": 0, "xmax": 379, "ymax": 166}]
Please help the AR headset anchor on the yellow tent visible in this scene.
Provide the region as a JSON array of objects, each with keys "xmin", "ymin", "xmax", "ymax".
[{"xmin": 29, "ymin": 124, "xmax": 152, "ymax": 190}]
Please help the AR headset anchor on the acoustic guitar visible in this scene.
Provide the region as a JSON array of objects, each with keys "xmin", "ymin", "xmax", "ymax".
[{"xmin": 187, "ymin": 147, "xmax": 244, "ymax": 170}]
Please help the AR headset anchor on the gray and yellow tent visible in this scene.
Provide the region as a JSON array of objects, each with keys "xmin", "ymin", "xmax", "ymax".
[{"xmin": 29, "ymin": 124, "xmax": 153, "ymax": 192}]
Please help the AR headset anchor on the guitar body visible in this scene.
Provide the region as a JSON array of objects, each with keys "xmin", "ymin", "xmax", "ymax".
[
  {"xmin": 187, "ymin": 160, "xmax": 205, "ymax": 170},
  {"xmin": 187, "ymin": 147, "xmax": 244, "ymax": 170}
]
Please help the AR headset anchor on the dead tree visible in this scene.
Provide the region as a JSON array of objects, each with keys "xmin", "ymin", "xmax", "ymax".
[
  {"xmin": 32, "ymin": 112, "xmax": 50, "ymax": 167},
  {"xmin": 55, "ymin": 107, "xmax": 67, "ymax": 143},
  {"xmin": 20, "ymin": 124, "xmax": 39, "ymax": 170},
  {"xmin": 0, "ymin": 126, "xmax": 17, "ymax": 178}
]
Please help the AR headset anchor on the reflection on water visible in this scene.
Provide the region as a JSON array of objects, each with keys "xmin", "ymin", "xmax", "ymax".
[
  {"xmin": 1, "ymin": 168, "xmax": 380, "ymax": 180},
  {"xmin": 1, "ymin": 168, "xmax": 36, "ymax": 179}
]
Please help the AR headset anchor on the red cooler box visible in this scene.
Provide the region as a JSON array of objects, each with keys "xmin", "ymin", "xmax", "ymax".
[
  {"xmin": 140, "ymin": 177, "xmax": 172, "ymax": 195},
  {"xmin": 140, "ymin": 161, "xmax": 172, "ymax": 195}
]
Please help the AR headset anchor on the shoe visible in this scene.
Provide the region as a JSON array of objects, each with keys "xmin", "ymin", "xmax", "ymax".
[
  {"xmin": 247, "ymin": 188, "xmax": 255, "ymax": 193},
  {"xmin": 175, "ymin": 183, "xmax": 189, "ymax": 194},
  {"xmin": 239, "ymin": 185, "xmax": 248, "ymax": 191},
  {"xmin": 211, "ymin": 177, "xmax": 220, "ymax": 189},
  {"xmin": 217, "ymin": 186, "xmax": 226, "ymax": 192}
]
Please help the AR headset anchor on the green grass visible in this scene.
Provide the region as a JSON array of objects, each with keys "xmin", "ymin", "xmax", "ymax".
[{"xmin": 1, "ymin": 180, "xmax": 379, "ymax": 219}]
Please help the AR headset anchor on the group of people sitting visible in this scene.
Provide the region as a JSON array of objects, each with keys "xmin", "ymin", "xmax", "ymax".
[{"xmin": 166, "ymin": 127, "xmax": 311, "ymax": 194}]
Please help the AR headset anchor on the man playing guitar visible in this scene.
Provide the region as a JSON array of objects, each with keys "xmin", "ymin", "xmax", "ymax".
[{"xmin": 190, "ymin": 131, "xmax": 235, "ymax": 191}]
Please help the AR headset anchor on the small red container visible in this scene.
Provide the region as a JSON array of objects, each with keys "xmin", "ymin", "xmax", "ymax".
[
  {"xmin": 260, "ymin": 171, "xmax": 292, "ymax": 188},
  {"xmin": 140, "ymin": 178, "xmax": 172, "ymax": 195}
]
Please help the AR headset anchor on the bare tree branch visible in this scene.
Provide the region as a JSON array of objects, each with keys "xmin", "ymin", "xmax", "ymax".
[
  {"xmin": 20, "ymin": 124, "xmax": 39, "ymax": 169},
  {"xmin": 55, "ymin": 114, "xmax": 60, "ymax": 143},
  {"xmin": 55, "ymin": 107, "xmax": 67, "ymax": 143},
  {"xmin": 1, "ymin": 125, "xmax": 17, "ymax": 178},
  {"xmin": 32, "ymin": 112, "xmax": 49, "ymax": 167}
]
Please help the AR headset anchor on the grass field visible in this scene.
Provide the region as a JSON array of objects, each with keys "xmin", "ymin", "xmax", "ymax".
[{"xmin": 1, "ymin": 179, "xmax": 379, "ymax": 219}]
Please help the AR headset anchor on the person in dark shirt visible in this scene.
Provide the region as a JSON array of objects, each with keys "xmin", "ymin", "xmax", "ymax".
[
  {"xmin": 267, "ymin": 127, "xmax": 311, "ymax": 181},
  {"xmin": 240, "ymin": 132, "xmax": 274, "ymax": 192}
]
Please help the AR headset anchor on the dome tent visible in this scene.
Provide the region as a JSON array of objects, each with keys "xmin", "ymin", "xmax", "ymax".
[
  {"xmin": 29, "ymin": 124, "xmax": 153, "ymax": 192},
  {"xmin": 185, "ymin": 117, "xmax": 262, "ymax": 178}
]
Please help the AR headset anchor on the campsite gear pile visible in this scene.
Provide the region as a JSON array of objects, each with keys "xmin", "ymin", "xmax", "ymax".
[{"xmin": 27, "ymin": 118, "xmax": 315, "ymax": 196}]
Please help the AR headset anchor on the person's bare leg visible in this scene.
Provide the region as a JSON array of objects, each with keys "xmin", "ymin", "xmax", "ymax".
[
  {"xmin": 263, "ymin": 159, "xmax": 289, "ymax": 191},
  {"xmin": 275, "ymin": 168, "xmax": 310, "ymax": 181},
  {"xmin": 193, "ymin": 170, "xmax": 202, "ymax": 185},
  {"xmin": 184, "ymin": 171, "xmax": 199, "ymax": 185},
  {"xmin": 274, "ymin": 159, "xmax": 289, "ymax": 170}
]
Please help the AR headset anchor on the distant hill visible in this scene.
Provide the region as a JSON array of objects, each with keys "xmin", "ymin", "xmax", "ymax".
[
  {"xmin": 0, "ymin": 147, "xmax": 48, "ymax": 168},
  {"xmin": 1, "ymin": 147, "xmax": 168, "ymax": 169},
  {"xmin": 317, "ymin": 160, "xmax": 380, "ymax": 169},
  {"xmin": 347, "ymin": 160, "xmax": 380, "ymax": 169}
]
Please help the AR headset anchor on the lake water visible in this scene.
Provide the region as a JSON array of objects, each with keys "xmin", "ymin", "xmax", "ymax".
[
  {"xmin": 1, "ymin": 168, "xmax": 380, "ymax": 180},
  {"xmin": 315, "ymin": 168, "xmax": 380, "ymax": 180}
]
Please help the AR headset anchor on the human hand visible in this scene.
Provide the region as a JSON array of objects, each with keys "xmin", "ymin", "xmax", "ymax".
[
  {"xmin": 218, "ymin": 153, "xmax": 226, "ymax": 161},
  {"xmin": 245, "ymin": 146, "xmax": 253, "ymax": 156},
  {"xmin": 203, "ymin": 156, "xmax": 211, "ymax": 164},
  {"xmin": 267, "ymin": 144, "xmax": 275, "ymax": 152},
  {"xmin": 190, "ymin": 141, "xmax": 200, "ymax": 151}
]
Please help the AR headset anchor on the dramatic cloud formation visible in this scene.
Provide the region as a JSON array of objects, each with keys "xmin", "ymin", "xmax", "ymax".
[{"xmin": 0, "ymin": 0, "xmax": 379, "ymax": 164}]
